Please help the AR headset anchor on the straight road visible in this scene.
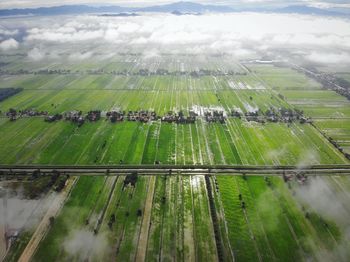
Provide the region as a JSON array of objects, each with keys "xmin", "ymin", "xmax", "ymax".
[{"xmin": 1, "ymin": 164, "xmax": 350, "ymax": 176}]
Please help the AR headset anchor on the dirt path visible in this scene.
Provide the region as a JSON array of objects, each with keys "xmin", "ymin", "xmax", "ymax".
[
  {"xmin": 234, "ymin": 179, "xmax": 263, "ymax": 262},
  {"xmin": 135, "ymin": 176, "xmax": 156, "ymax": 262},
  {"xmin": 183, "ymin": 176, "xmax": 195, "ymax": 262},
  {"xmin": 0, "ymin": 215, "xmax": 6, "ymax": 261},
  {"xmin": 18, "ymin": 177, "xmax": 77, "ymax": 262}
]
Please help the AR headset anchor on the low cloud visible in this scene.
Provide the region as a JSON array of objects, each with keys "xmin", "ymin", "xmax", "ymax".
[
  {"xmin": 28, "ymin": 47, "xmax": 45, "ymax": 61},
  {"xmin": 26, "ymin": 27, "xmax": 105, "ymax": 43},
  {"xmin": 0, "ymin": 12, "xmax": 349, "ymax": 65},
  {"xmin": 296, "ymin": 149, "xmax": 320, "ymax": 169},
  {"xmin": 68, "ymin": 51, "xmax": 94, "ymax": 60},
  {"xmin": 0, "ymin": 27, "xmax": 19, "ymax": 36},
  {"xmin": 294, "ymin": 176, "xmax": 350, "ymax": 260},
  {"xmin": 0, "ymin": 38, "xmax": 19, "ymax": 50},
  {"xmin": 306, "ymin": 51, "xmax": 350, "ymax": 64},
  {"xmin": 0, "ymin": 197, "xmax": 40, "ymax": 230},
  {"xmin": 63, "ymin": 229, "xmax": 110, "ymax": 260},
  {"xmin": 295, "ymin": 177, "xmax": 348, "ymax": 224},
  {"xmin": 0, "ymin": 188, "xmax": 56, "ymax": 233}
]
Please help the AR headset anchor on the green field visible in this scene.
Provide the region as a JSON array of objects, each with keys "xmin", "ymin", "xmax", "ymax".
[
  {"xmin": 2, "ymin": 55, "xmax": 350, "ymax": 262},
  {"xmin": 248, "ymin": 63, "xmax": 350, "ymax": 155},
  {"xmin": 7, "ymin": 174, "xmax": 348, "ymax": 262}
]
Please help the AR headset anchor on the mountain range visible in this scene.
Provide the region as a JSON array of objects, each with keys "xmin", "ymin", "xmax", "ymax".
[{"xmin": 0, "ymin": 1, "xmax": 347, "ymax": 17}]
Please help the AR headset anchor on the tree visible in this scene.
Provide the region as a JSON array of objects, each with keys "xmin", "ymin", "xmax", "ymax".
[{"xmin": 49, "ymin": 216, "xmax": 55, "ymax": 226}]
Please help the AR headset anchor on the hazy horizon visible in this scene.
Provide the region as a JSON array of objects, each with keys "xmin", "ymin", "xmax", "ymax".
[{"xmin": 1, "ymin": 0, "xmax": 350, "ymax": 10}]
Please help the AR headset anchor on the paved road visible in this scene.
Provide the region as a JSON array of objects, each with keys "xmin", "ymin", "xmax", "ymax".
[{"xmin": 1, "ymin": 165, "xmax": 350, "ymax": 176}]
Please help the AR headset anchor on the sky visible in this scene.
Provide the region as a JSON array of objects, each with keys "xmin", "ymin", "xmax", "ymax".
[{"xmin": 1, "ymin": 0, "xmax": 350, "ymax": 9}]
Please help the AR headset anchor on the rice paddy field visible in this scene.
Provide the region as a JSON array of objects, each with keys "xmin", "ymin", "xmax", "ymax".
[
  {"xmin": 1, "ymin": 55, "xmax": 350, "ymax": 262},
  {"xmin": 249, "ymin": 63, "xmax": 350, "ymax": 155}
]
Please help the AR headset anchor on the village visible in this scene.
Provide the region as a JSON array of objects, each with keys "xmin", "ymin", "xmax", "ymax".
[
  {"xmin": 0, "ymin": 68, "xmax": 248, "ymax": 77},
  {"xmin": 1, "ymin": 106, "xmax": 312, "ymax": 126},
  {"xmin": 232, "ymin": 107, "xmax": 310, "ymax": 124}
]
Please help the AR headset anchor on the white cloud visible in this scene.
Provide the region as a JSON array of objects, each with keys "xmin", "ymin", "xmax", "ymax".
[
  {"xmin": 11, "ymin": 12, "xmax": 350, "ymax": 64},
  {"xmin": 26, "ymin": 27, "xmax": 105, "ymax": 43},
  {"xmin": 0, "ymin": 38, "xmax": 19, "ymax": 50},
  {"xmin": 23, "ymin": 13, "xmax": 350, "ymax": 44},
  {"xmin": 68, "ymin": 51, "xmax": 93, "ymax": 60},
  {"xmin": 28, "ymin": 47, "xmax": 44, "ymax": 60},
  {"xmin": 0, "ymin": 27, "xmax": 19, "ymax": 36},
  {"xmin": 306, "ymin": 51, "xmax": 350, "ymax": 64}
]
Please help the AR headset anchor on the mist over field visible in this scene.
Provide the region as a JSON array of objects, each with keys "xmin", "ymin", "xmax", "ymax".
[{"xmin": 1, "ymin": 12, "xmax": 350, "ymax": 66}]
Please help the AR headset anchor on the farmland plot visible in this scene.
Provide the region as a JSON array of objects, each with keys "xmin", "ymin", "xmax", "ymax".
[
  {"xmin": 0, "ymin": 119, "xmax": 346, "ymax": 165},
  {"xmin": 248, "ymin": 63, "xmax": 350, "ymax": 156},
  {"xmin": 215, "ymin": 175, "xmax": 350, "ymax": 262},
  {"xmin": 1, "ymin": 54, "xmax": 350, "ymax": 262},
  {"xmin": 24, "ymin": 174, "xmax": 220, "ymax": 262}
]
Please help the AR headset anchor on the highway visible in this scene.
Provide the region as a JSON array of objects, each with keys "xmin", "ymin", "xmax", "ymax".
[{"xmin": 1, "ymin": 164, "xmax": 350, "ymax": 176}]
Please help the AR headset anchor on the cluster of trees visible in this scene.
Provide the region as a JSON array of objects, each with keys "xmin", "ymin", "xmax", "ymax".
[
  {"xmin": 123, "ymin": 172, "xmax": 138, "ymax": 188},
  {"xmin": 106, "ymin": 111, "xmax": 124, "ymax": 122},
  {"xmin": 127, "ymin": 110, "xmax": 157, "ymax": 122},
  {"xmin": 204, "ymin": 175, "xmax": 224, "ymax": 261},
  {"xmin": 332, "ymin": 76, "xmax": 350, "ymax": 100},
  {"xmin": 45, "ymin": 110, "xmax": 101, "ymax": 125},
  {"xmin": 86, "ymin": 110, "xmax": 101, "ymax": 122},
  {"xmin": 204, "ymin": 110, "xmax": 226, "ymax": 123},
  {"xmin": 231, "ymin": 107, "xmax": 309, "ymax": 124},
  {"xmin": 328, "ymin": 136, "xmax": 350, "ymax": 160},
  {"xmin": 45, "ymin": 113, "xmax": 63, "ymax": 122},
  {"xmin": 4, "ymin": 108, "xmax": 48, "ymax": 121},
  {"xmin": 0, "ymin": 69, "xmax": 32, "ymax": 75},
  {"xmin": 6, "ymin": 106, "xmax": 309, "ymax": 126},
  {"xmin": 133, "ymin": 68, "xmax": 247, "ymax": 77},
  {"xmin": 1, "ymin": 170, "xmax": 68, "ymax": 199},
  {"xmin": 63, "ymin": 111, "xmax": 85, "ymax": 126},
  {"xmin": 0, "ymin": 68, "xmax": 247, "ymax": 77},
  {"xmin": 296, "ymin": 67, "xmax": 350, "ymax": 101},
  {"xmin": 161, "ymin": 110, "xmax": 196, "ymax": 124}
]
